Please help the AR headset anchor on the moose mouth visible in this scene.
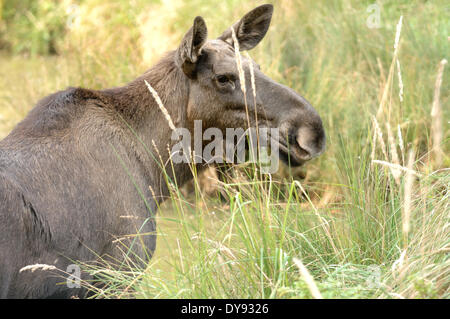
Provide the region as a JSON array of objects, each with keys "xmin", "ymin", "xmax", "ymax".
[
  {"xmin": 268, "ymin": 134, "xmax": 311, "ymax": 167},
  {"xmin": 240, "ymin": 127, "xmax": 320, "ymax": 168},
  {"xmin": 275, "ymin": 140, "xmax": 308, "ymax": 167}
]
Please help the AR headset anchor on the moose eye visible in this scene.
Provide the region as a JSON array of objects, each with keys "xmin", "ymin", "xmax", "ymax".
[
  {"xmin": 215, "ymin": 74, "xmax": 236, "ymax": 91},
  {"xmin": 216, "ymin": 75, "xmax": 229, "ymax": 84}
]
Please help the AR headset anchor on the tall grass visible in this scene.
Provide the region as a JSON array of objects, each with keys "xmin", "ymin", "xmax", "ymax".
[{"xmin": 0, "ymin": 0, "xmax": 448, "ymax": 298}]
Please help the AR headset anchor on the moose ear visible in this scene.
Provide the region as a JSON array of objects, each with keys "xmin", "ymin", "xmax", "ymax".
[
  {"xmin": 175, "ymin": 16, "xmax": 208, "ymax": 77},
  {"xmin": 218, "ymin": 4, "xmax": 273, "ymax": 51}
]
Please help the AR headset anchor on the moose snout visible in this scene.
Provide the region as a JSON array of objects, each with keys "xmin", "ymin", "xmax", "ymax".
[{"xmin": 293, "ymin": 124, "xmax": 326, "ymax": 161}]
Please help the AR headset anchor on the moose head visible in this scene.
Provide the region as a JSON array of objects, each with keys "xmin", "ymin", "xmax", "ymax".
[{"xmin": 173, "ymin": 4, "xmax": 326, "ymax": 167}]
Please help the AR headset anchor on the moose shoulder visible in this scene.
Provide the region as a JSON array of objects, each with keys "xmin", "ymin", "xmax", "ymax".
[{"xmin": 0, "ymin": 4, "xmax": 325, "ymax": 298}]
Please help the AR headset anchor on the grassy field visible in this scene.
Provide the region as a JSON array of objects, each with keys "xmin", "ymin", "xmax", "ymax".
[{"xmin": 0, "ymin": 0, "xmax": 448, "ymax": 298}]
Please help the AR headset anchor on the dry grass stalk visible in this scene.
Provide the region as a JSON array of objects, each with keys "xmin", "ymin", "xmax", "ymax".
[
  {"xmin": 293, "ymin": 257, "xmax": 323, "ymax": 299},
  {"xmin": 230, "ymin": 27, "xmax": 246, "ymax": 96},
  {"xmin": 394, "ymin": 16, "xmax": 403, "ymax": 51},
  {"xmin": 176, "ymin": 238, "xmax": 185, "ymax": 273},
  {"xmin": 386, "ymin": 122, "xmax": 401, "ymax": 184},
  {"xmin": 376, "ymin": 57, "xmax": 387, "ymax": 93},
  {"xmin": 231, "ymin": 26, "xmax": 253, "ymax": 139},
  {"xmin": 430, "ymin": 59, "xmax": 447, "ymax": 167},
  {"xmin": 402, "ymin": 149, "xmax": 415, "ymax": 245},
  {"xmin": 372, "ymin": 116, "xmax": 389, "ymax": 161},
  {"xmin": 391, "ymin": 249, "xmax": 407, "ymax": 277},
  {"xmin": 396, "ymin": 59, "xmax": 403, "ymax": 102},
  {"xmin": 206, "ymin": 238, "xmax": 237, "ymax": 261},
  {"xmin": 370, "ymin": 121, "xmax": 378, "ymax": 162},
  {"xmin": 151, "ymin": 139, "xmax": 164, "ymax": 164},
  {"xmin": 144, "ymin": 80, "xmax": 176, "ymax": 131},
  {"xmin": 119, "ymin": 215, "xmax": 139, "ymax": 219},
  {"xmin": 245, "ymin": 51, "xmax": 265, "ymax": 179},
  {"xmin": 397, "ymin": 124, "xmax": 405, "ymax": 165},
  {"xmin": 19, "ymin": 264, "xmax": 57, "ymax": 273},
  {"xmin": 372, "ymin": 160, "xmax": 421, "ymax": 177},
  {"xmin": 151, "ymin": 139, "xmax": 170, "ymax": 195},
  {"xmin": 231, "ymin": 26, "xmax": 259, "ymax": 185},
  {"xmin": 245, "ymin": 51, "xmax": 257, "ymax": 102},
  {"xmin": 245, "ymin": 51, "xmax": 258, "ymax": 129},
  {"xmin": 148, "ymin": 185, "xmax": 157, "ymax": 201},
  {"xmin": 377, "ymin": 16, "xmax": 403, "ymax": 119},
  {"xmin": 394, "ymin": 16, "xmax": 403, "ymax": 50}
]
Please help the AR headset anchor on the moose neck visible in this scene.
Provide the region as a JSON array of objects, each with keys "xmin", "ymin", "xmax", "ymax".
[{"xmin": 103, "ymin": 51, "xmax": 196, "ymax": 198}]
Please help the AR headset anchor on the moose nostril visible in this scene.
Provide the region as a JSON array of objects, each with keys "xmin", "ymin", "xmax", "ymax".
[
  {"xmin": 295, "ymin": 126, "xmax": 325, "ymax": 160},
  {"xmin": 287, "ymin": 131, "xmax": 312, "ymax": 160},
  {"xmin": 295, "ymin": 141, "xmax": 313, "ymax": 160}
]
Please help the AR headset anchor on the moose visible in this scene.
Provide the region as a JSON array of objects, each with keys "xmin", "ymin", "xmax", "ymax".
[{"xmin": 0, "ymin": 4, "xmax": 325, "ymax": 298}]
